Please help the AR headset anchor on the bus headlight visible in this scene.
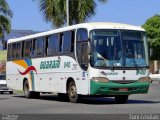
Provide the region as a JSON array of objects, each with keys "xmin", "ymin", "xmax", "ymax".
[
  {"xmin": 92, "ymin": 77, "xmax": 109, "ymax": 83},
  {"xmin": 138, "ymin": 77, "xmax": 151, "ymax": 83}
]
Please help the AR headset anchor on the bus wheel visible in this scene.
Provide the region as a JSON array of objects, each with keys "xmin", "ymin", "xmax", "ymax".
[
  {"xmin": 68, "ymin": 81, "xmax": 79, "ymax": 103},
  {"xmin": 23, "ymin": 80, "xmax": 33, "ymax": 99},
  {"xmin": 115, "ymin": 95, "xmax": 129, "ymax": 104}
]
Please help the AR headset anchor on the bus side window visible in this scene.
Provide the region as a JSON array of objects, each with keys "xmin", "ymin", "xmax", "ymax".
[
  {"xmin": 35, "ymin": 37, "xmax": 44, "ymax": 56},
  {"xmin": 16, "ymin": 42, "xmax": 22, "ymax": 59},
  {"xmin": 24, "ymin": 40, "xmax": 32, "ymax": 58},
  {"xmin": 71, "ymin": 31, "xmax": 75, "ymax": 52},
  {"xmin": 59, "ymin": 30, "xmax": 75, "ymax": 54},
  {"xmin": 47, "ymin": 34, "xmax": 59, "ymax": 55},
  {"xmin": 63, "ymin": 31, "xmax": 72, "ymax": 53},
  {"xmin": 31, "ymin": 39, "xmax": 36, "ymax": 57},
  {"xmin": 22, "ymin": 42, "xmax": 24, "ymax": 58},
  {"xmin": 7, "ymin": 44, "xmax": 12, "ymax": 61},
  {"xmin": 12, "ymin": 43, "xmax": 17, "ymax": 60},
  {"xmin": 76, "ymin": 28, "xmax": 88, "ymax": 70},
  {"xmin": 77, "ymin": 29, "xmax": 88, "ymax": 42},
  {"xmin": 47, "ymin": 36, "xmax": 52, "ymax": 55},
  {"xmin": 59, "ymin": 34, "xmax": 64, "ymax": 53},
  {"xmin": 45, "ymin": 36, "xmax": 48, "ymax": 56}
]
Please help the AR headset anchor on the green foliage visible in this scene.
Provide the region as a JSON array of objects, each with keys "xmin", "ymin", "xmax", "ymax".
[
  {"xmin": 142, "ymin": 14, "xmax": 160, "ymax": 60},
  {"xmin": 0, "ymin": 0, "xmax": 13, "ymax": 38},
  {"xmin": 0, "ymin": 50, "xmax": 7, "ymax": 61},
  {"xmin": 35, "ymin": 0, "xmax": 107, "ymax": 28}
]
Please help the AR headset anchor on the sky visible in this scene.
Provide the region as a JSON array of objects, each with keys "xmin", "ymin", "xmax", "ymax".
[{"xmin": 6, "ymin": 0, "xmax": 160, "ymax": 31}]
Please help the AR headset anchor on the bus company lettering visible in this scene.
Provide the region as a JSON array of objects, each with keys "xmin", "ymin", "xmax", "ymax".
[
  {"xmin": 106, "ymin": 72, "xmax": 118, "ymax": 75},
  {"xmin": 64, "ymin": 62, "xmax": 71, "ymax": 68},
  {"xmin": 101, "ymin": 71, "xmax": 118, "ymax": 76},
  {"xmin": 40, "ymin": 60, "xmax": 60, "ymax": 69}
]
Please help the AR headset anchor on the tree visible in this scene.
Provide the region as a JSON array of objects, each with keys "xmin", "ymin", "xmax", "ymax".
[
  {"xmin": 35, "ymin": 0, "xmax": 107, "ymax": 28},
  {"xmin": 0, "ymin": 0, "xmax": 13, "ymax": 38},
  {"xmin": 142, "ymin": 14, "xmax": 160, "ymax": 60}
]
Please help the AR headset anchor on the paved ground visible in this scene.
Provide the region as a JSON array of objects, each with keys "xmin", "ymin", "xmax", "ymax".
[{"xmin": 0, "ymin": 83, "xmax": 160, "ymax": 114}]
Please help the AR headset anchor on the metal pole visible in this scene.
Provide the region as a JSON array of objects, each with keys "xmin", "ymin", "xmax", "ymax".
[{"xmin": 66, "ymin": 0, "xmax": 69, "ymax": 26}]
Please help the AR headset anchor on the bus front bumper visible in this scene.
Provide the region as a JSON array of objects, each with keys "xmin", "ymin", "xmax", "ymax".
[{"xmin": 90, "ymin": 80, "xmax": 150, "ymax": 95}]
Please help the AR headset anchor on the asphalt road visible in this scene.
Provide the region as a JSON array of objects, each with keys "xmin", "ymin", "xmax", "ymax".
[{"xmin": 0, "ymin": 83, "xmax": 160, "ymax": 115}]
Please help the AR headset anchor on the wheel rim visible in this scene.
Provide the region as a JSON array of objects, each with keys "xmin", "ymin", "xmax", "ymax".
[{"xmin": 69, "ymin": 84, "xmax": 77, "ymax": 99}]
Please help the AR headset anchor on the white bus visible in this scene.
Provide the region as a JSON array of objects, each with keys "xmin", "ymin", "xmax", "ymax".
[{"xmin": 6, "ymin": 22, "xmax": 151, "ymax": 103}]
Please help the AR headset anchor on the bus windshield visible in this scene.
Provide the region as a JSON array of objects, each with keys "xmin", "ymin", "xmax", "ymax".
[{"xmin": 90, "ymin": 30, "xmax": 148, "ymax": 68}]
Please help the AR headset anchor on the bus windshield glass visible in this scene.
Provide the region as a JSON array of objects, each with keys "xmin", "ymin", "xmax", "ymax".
[{"xmin": 90, "ymin": 30, "xmax": 148, "ymax": 68}]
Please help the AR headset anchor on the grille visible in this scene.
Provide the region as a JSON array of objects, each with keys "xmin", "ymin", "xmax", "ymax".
[
  {"xmin": 111, "ymin": 80, "xmax": 136, "ymax": 84},
  {"xmin": 110, "ymin": 87, "xmax": 138, "ymax": 91},
  {"xmin": 0, "ymin": 84, "xmax": 7, "ymax": 88}
]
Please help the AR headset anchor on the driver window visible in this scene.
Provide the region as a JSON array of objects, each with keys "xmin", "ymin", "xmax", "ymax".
[{"xmin": 76, "ymin": 28, "xmax": 88, "ymax": 70}]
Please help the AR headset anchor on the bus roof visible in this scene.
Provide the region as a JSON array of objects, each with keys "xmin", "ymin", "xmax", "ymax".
[{"xmin": 8, "ymin": 22, "xmax": 145, "ymax": 44}]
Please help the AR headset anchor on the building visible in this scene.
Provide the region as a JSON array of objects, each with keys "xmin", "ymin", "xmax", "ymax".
[{"xmin": 0, "ymin": 30, "xmax": 39, "ymax": 50}]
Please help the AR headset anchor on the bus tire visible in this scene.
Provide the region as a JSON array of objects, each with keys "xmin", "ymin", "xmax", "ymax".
[
  {"xmin": 115, "ymin": 95, "xmax": 129, "ymax": 104},
  {"xmin": 23, "ymin": 80, "xmax": 33, "ymax": 99},
  {"xmin": 68, "ymin": 81, "xmax": 80, "ymax": 103}
]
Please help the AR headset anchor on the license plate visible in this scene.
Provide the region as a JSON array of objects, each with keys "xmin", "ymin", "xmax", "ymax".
[{"xmin": 119, "ymin": 88, "xmax": 128, "ymax": 91}]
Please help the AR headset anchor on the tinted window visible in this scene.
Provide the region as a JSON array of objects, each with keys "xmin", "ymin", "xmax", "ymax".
[
  {"xmin": 59, "ymin": 34, "xmax": 63, "ymax": 53},
  {"xmin": 76, "ymin": 28, "xmax": 88, "ymax": 70},
  {"xmin": 36, "ymin": 37, "xmax": 44, "ymax": 56},
  {"xmin": 47, "ymin": 34, "xmax": 59, "ymax": 55},
  {"xmin": 7, "ymin": 44, "xmax": 12, "ymax": 61},
  {"xmin": 12, "ymin": 43, "xmax": 17, "ymax": 59},
  {"xmin": 59, "ymin": 31, "xmax": 75, "ymax": 54},
  {"xmin": 24, "ymin": 40, "xmax": 32, "ymax": 58},
  {"xmin": 31, "ymin": 39, "xmax": 36, "ymax": 57},
  {"xmin": 45, "ymin": 37, "xmax": 48, "ymax": 55},
  {"xmin": 71, "ymin": 31, "xmax": 75, "ymax": 52},
  {"xmin": 77, "ymin": 29, "xmax": 88, "ymax": 42},
  {"xmin": 16, "ymin": 43, "xmax": 22, "ymax": 59},
  {"xmin": 63, "ymin": 31, "xmax": 72, "ymax": 53},
  {"xmin": 76, "ymin": 43, "xmax": 88, "ymax": 70}
]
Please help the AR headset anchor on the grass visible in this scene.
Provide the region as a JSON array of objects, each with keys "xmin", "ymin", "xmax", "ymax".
[
  {"xmin": 0, "ymin": 50, "xmax": 7, "ymax": 61},
  {"xmin": 14, "ymin": 90, "xmax": 24, "ymax": 94}
]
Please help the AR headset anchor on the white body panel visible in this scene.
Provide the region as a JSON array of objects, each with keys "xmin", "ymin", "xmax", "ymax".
[
  {"xmin": 6, "ymin": 56, "xmax": 89, "ymax": 94},
  {"xmin": 88, "ymin": 67, "xmax": 149, "ymax": 81}
]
